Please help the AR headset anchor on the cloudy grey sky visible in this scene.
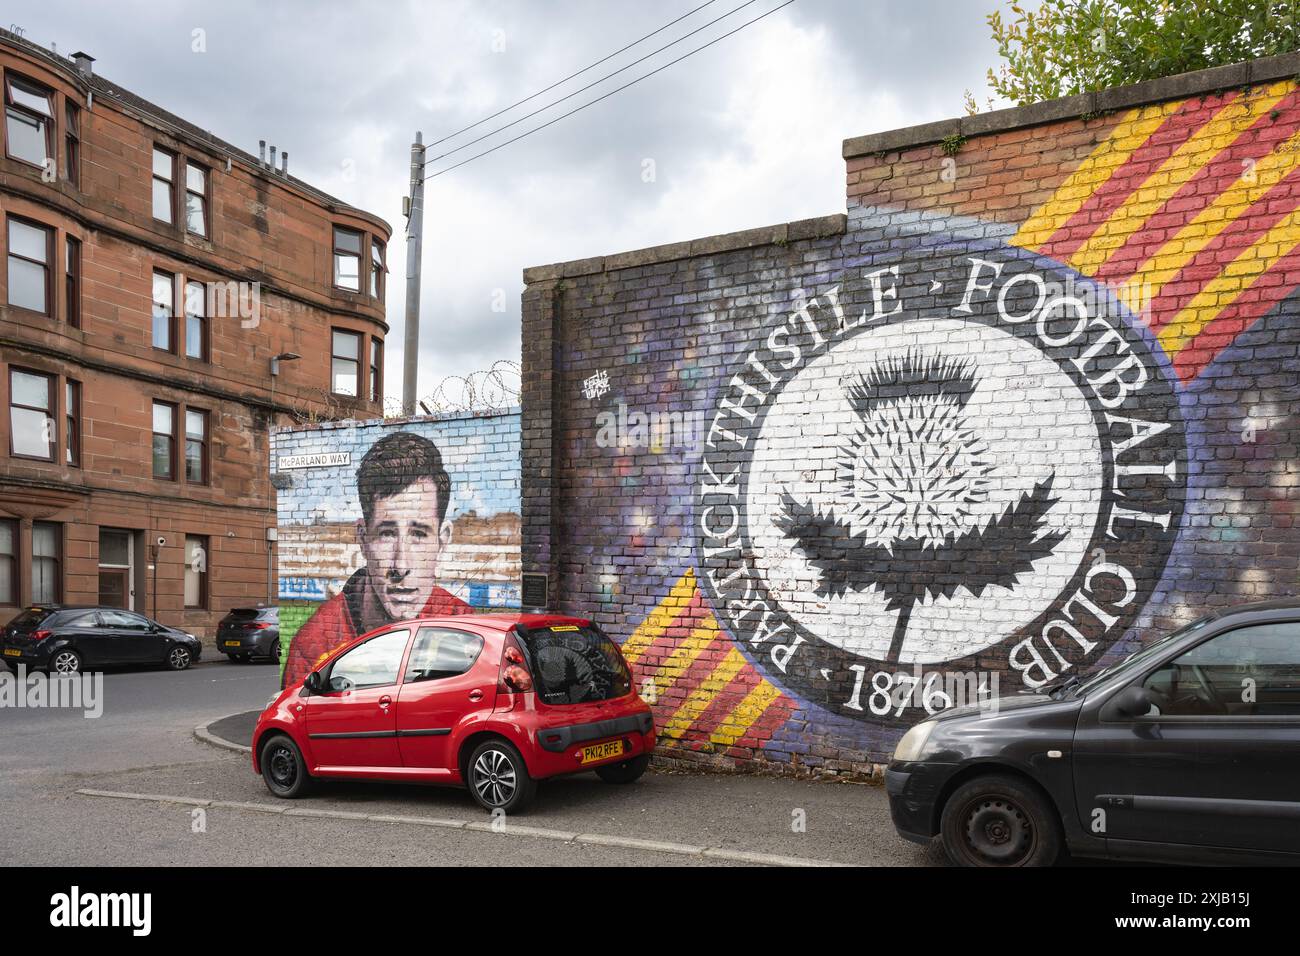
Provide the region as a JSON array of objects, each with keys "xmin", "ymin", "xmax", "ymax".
[{"xmin": 7, "ymin": 0, "xmax": 1014, "ymax": 401}]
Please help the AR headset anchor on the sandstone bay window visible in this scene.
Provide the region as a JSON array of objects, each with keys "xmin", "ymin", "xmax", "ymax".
[
  {"xmin": 370, "ymin": 338, "xmax": 383, "ymax": 403},
  {"xmin": 184, "ymin": 408, "xmax": 208, "ymax": 484},
  {"xmin": 152, "ymin": 147, "xmax": 176, "ymax": 224},
  {"xmin": 65, "ymin": 379, "xmax": 80, "ymax": 468},
  {"xmin": 31, "ymin": 521, "xmax": 60, "ymax": 604},
  {"xmin": 333, "ymin": 227, "xmax": 362, "ymax": 291},
  {"xmin": 0, "ymin": 518, "xmax": 15, "ymax": 606},
  {"xmin": 152, "ymin": 270, "xmax": 176, "ymax": 352},
  {"xmin": 331, "ymin": 329, "xmax": 361, "ymax": 396},
  {"xmin": 7, "ymin": 216, "xmax": 53, "ymax": 315},
  {"xmin": 152, "ymin": 400, "xmax": 177, "ymax": 479},
  {"xmin": 184, "ymin": 279, "xmax": 207, "ymax": 360},
  {"xmin": 9, "ymin": 367, "xmax": 54, "ymax": 460},
  {"xmin": 4, "ymin": 73, "xmax": 54, "ymax": 169},
  {"xmin": 184, "ymin": 534, "xmax": 208, "ymax": 609},
  {"xmin": 370, "ymin": 239, "xmax": 385, "ymax": 298},
  {"xmin": 185, "ymin": 161, "xmax": 208, "ymax": 237},
  {"xmin": 65, "ymin": 236, "xmax": 81, "ymax": 327}
]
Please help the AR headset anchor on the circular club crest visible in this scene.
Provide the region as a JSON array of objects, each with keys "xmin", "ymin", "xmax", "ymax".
[{"xmin": 695, "ymin": 238, "xmax": 1186, "ymax": 723}]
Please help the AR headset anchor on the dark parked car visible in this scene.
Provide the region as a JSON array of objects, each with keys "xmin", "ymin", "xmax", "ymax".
[
  {"xmin": 1, "ymin": 605, "xmax": 202, "ymax": 674},
  {"xmin": 888, "ymin": 599, "xmax": 1300, "ymax": 866},
  {"xmin": 217, "ymin": 607, "xmax": 281, "ymax": 663}
]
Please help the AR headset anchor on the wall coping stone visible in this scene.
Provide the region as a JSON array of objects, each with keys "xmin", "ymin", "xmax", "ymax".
[
  {"xmin": 271, "ymin": 405, "xmax": 521, "ymax": 437},
  {"xmin": 522, "ymin": 214, "xmax": 848, "ymax": 285},
  {"xmin": 842, "ymin": 51, "xmax": 1300, "ymax": 159}
]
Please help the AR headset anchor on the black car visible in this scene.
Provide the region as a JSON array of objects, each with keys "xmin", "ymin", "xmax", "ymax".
[
  {"xmin": 216, "ymin": 606, "xmax": 281, "ymax": 663},
  {"xmin": 887, "ymin": 599, "xmax": 1300, "ymax": 866},
  {"xmin": 1, "ymin": 605, "xmax": 202, "ymax": 674}
]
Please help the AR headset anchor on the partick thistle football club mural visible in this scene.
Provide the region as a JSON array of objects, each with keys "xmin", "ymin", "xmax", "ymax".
[
  {"xmin": 526, "ymin": 80, "xmax": 1300, "ymax": 765},
  {"xmin": 696, "ymin": 238, "xmax": 1186, "ymax": 725}
]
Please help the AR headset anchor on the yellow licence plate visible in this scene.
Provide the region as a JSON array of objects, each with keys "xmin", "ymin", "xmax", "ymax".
[
  {"xmin": 223, "ymin": 640, "xmax": 241, "ymax": 647},
  {"xmin": 3, "ymin": 648, "xmax": 20, "ymax": 657},
  {"xmin": 580, "ymin": 740, "xmax": 627, "ymax": 764}
]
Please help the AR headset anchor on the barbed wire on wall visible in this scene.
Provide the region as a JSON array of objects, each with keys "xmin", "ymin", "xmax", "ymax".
[{"xmin": 383, "ymin": 360, "xmax": 521, "ymax": 418}]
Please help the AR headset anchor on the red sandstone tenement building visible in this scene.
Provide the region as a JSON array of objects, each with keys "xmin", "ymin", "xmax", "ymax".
[{"xmin": 0, "ymin": 29, "xmax": 390, "ymax": 640}]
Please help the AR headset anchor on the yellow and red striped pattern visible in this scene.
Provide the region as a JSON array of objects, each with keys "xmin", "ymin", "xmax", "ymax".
[
  {"xmin": 620, "ymin": 570, "xmax": 794, "ymax": 754},
  {"xmin": 1013, "ymin": 80, "xmax": 1300, "ymax": 380}
]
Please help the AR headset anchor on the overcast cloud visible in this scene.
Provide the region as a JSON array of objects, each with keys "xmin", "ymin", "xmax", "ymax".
[{"xmin": 6, "ymin": 0, "xmax": 1013, "ymax": 400}]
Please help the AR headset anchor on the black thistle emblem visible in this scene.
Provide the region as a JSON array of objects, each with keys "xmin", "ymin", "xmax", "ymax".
[{"xmin": 774, "ymin": 351, "xmax": 1066, "ymax": 663}]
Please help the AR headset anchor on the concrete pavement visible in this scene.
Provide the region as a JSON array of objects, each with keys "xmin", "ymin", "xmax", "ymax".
[{"xmin": 0, "ymin": 660, "xmax": 943, "ymax": 866}]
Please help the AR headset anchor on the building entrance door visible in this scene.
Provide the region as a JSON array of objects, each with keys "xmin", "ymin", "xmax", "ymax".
[
  {"xmin": 98, "ymin": 529, "xmax": 135, "ymax": 609},
  {"xmin": 98, "ymin": 568, "xmax": 129, "ymax": 608}
]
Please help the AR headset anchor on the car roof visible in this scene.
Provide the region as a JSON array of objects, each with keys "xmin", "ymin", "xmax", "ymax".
[
  {"xmin": 20, "ymin": 604, "xmax": 130, "ymax": 613},
  {"xmin": 1211, "ymin": 598, "xmax": 1300, "ymax": 618},
  {"xmin": 367, "ymin": 612, "xmax": 592, "ymax": 634}
]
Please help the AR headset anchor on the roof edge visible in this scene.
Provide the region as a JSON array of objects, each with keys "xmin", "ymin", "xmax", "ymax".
[
  {"xmin": 0, "ymin": 27, "xmax": 390, "ymax": 233},
  {"xmin": 522, "ymin": 213, "xmax": 848, "ymax": 284}
]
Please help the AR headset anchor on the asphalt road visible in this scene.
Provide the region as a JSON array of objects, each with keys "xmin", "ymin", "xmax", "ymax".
[{"xmin": 0, "ymin": 659, "xmax": 942, "ymax": 866}]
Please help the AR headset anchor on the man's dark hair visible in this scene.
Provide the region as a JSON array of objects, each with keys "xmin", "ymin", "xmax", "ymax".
[{"xmin": 356, "ymin": 432, "xmax": 452, "ymax": 526}]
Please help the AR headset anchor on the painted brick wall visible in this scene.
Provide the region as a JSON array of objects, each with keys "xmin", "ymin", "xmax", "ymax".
[
  {"xmin": 271, "ymin": 410, "xmax": 520, "ymax": 684},
  {"xmin": 522, "ymin": 60, "xmax": 1300, "ymax": 774}
]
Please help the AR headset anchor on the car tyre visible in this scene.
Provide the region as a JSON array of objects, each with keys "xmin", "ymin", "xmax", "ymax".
[
  {"xmin": 167, "ymin": 645, "xmax": 193, "ymax": 671},
  {"xmin": 269, "ymin": 640, "xmax": 282, "ymax": 665},
  {"xmin": 49, "ymin": 649, "xmax": 82, "ymax": 676},
  {"xmin": 940, "ymin": 774, "xmax": 1062, "ymax": 867},
  {"xmin": 261, "ymin": 734, "xmax": 314, "ymax": 799},
  {"xmin": 595, "ymin": 753, "xmax": 650, "ymax": 785},
  {"xmin": 466, "ymin": 738, "xmax": 536, "ymax": 814}
]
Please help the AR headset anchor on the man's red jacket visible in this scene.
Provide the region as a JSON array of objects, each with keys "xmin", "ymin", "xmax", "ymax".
[{"xmin": 282, "ymin": 569, "xmax": 471, "ymax": 687}]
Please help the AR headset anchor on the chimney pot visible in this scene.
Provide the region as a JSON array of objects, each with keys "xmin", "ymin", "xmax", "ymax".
[
  {"xmin": 259, "ymin": 140, "xmax": 266, "ymax": 165},
  {"xmin": 269, "ymin": 145, "xmax": 277, "ymax": 170},
  {"xmin": 280, "ymin": 151, "xmax": 289, "ymax": 175}
]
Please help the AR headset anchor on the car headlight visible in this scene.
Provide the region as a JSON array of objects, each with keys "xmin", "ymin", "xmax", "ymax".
[{"xmin": 893, "ymin": 720, "xmax": 938, "ymax": 763}]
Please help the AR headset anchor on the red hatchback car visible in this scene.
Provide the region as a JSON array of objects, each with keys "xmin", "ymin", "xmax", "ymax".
[{"xmin": 252, "ymin": 614, "xmax": 655, "ymax": 813}]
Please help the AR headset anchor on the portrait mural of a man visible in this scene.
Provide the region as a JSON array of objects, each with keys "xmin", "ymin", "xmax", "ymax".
[{"xmin": 282, "ymin": 432, "xmax": 472, "ymax": 686}]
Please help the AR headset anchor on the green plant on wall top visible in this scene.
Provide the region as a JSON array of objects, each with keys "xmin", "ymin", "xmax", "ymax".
[
  {"xmin": 941, "ymin": 133, "xmax": 967, "ymax": 155},
  {"xmin": 983, "ymin": 0, "xmax": 1300, "ymax": 107}
]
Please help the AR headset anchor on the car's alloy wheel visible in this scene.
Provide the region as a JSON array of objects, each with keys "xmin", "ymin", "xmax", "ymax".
[
  {"xmin": 472, "ymin": 748, "xmax": 517, "ymax": 808},
  {"xmin": 51, "ymin": 650, "xmax": 81, "ymax": 675},
  {"xmin": 168, "ymin": 646, "xmax": 192, "ymax": 670},
  {"xmin": 466, "ymin": 739, "xmax": 536, "ymax": 813},
  {"xmin": 270, "ymin": 640, "xmax": 282, "ymax": 664}
]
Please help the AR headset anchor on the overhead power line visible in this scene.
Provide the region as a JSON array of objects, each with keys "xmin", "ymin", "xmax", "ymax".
[
  {"xmin": 426, "ymin": 0, "xmax": 722, "ymax": 150},
  {"xmin": 426, "ymin": 0, "xmax": 761, "ymax": 169},
  {"xmin": 424, "ymin": 0, "xmax": 796, "ymax": 180}
]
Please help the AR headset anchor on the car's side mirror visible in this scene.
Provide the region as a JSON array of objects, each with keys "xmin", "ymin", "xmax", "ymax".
[
  {"xmin": 303, "ymin": 671, "xmax": 323, "ymax": 695},
  {"xmin": 1111, "ymin": 685, "xmax": 1154, "ymax": 719}
]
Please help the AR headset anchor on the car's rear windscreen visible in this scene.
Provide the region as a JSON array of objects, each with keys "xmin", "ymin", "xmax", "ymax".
[
  {"xmin": 229, "ymin": 608, "xmax": 277, "ymax": 620},
  {"xmin": 520, "ymin": 625, "xmax": 632, "ymax": 705},
  {"xmin": 6, "ymin": 608, "xmax": 53, "ymax": 631}
]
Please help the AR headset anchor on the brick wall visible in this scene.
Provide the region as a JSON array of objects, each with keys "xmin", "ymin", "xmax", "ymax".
[
  {"xmin": 522, "ymin": 56, "xmax": 1300, "ymax": 773},
  {"xmin": 272, "ymin": 410, "xmax": 520, "ymax": 682}
]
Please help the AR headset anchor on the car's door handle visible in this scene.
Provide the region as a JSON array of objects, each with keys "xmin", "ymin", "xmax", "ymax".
[
  {"xmin": 378, "ymin": 695, "xmax": 392, "ymax": 707},
  {"xmin": 468, "ymin": 689, "xmax": 484, "ymax": 702}
]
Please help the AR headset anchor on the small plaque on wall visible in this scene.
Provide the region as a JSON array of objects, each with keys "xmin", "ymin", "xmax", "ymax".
[{"xmin": 521, "ymin": 572, "xmax": 548, "ymax": 610}]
